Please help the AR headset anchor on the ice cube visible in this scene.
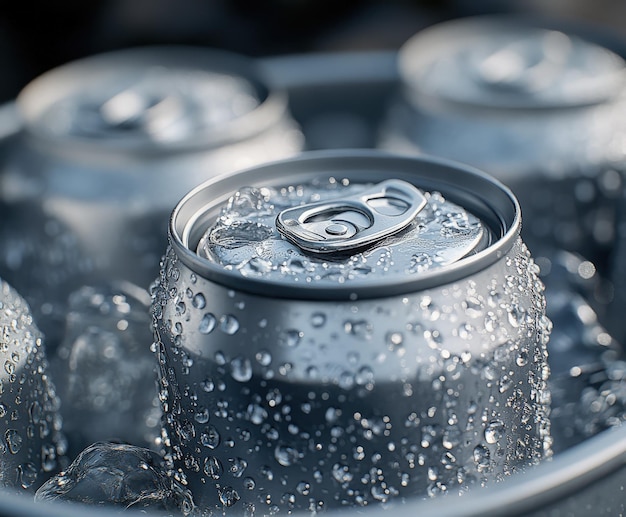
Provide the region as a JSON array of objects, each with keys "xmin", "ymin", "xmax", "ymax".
[
  {"xmin": 51, "ymin": 282, "xmax": 161, "ymax": 459},
  {"xmin": 540, "ymin": 249, "xmax": 625, "ymax": 452},
  {"xmin": 34, "ymin": 442, "xmax": 196, "ymax": 515}
]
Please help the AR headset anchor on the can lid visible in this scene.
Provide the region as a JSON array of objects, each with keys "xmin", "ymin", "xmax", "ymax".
[
  {"xmin": 17, "ymin": 46, "xmax": 289, "ymax": 152},
  {"xmin": 45, "ymin": 69, "xmax": 260, "ymax": 144},
  {"xmin": 399, "ymin": 18, "xmax": 626, "ymax": 110},
  {"xmin": 171, "ymin": 151, "xmax": 519, "ymax": 300}
]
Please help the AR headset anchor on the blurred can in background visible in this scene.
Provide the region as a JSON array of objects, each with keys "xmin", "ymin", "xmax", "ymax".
[
  {"xmin": 151, "ymin": 151, "xmax": 552, "ymax": 513},
  {"xmin": 379, "ymin": 16, "xmax": 626, "ymax": 283},
  {"xmin": 0, "ymin": 278, "xmax": 66, "ymax": 492},
  {"xmin": 0, "ymin": 46, "xmax": 304, "ymax": 350}
]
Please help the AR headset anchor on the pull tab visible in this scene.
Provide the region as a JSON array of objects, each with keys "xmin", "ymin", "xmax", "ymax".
[
  {"xmin": 99, "ymin": 88, "xmax": 184, "ymax": 131},
  {"xmin": 276, "ymin": 180, "xmax": 427, "ymax": 255},
  {"xmin": 476, "ymin": 30, "xmax": 572, "ymax": 93}
]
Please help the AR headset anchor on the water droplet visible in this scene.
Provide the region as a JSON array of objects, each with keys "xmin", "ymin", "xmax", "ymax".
[
  {"xmin": 5, "ymin": 429, "xmax": 22, "ymax": 454},
  {"xmin": 255, "ymin": 350, "xmax": 272, "ymax": 366},
  {"xmin": 266, "ymin": 388, "xmax": 282, "ymax": 407},
  {"xmin": 338, "ymin": 371, "xmax": 355, "ymax": 390},
  {"xmin": 230, "ymin": 357, "xmax": 253, "ymax": 382},
  {"xmin": 325, "ymin": 407, "xmax": 341, "ymax": 424},
  {"xmin": 279, "ymin": 329, "xmax": 302, "ymax": 348},
  {"xmin": 192, "ymin": 293, "xmax": 206, "ymax": 309},
  {"xmin": 296, "ymin": 481, "xmax": 311, "ymax": 496},
  {"xmin": 473, "ymin": 444, "xmax": 491, "ymax": 472},
  {"xmin": 247, "ymin": 404, "xmax": 267, "ymax": 425},
  {"xmin": 442, "ymin": 428, "xmax": 461, "ymax": 450},
  {"xmin": 409, "ymin": 252, "xmax": 433, "ymax": 273},
  {"xmin": 332, "ymin": 463, "xmax": 353, "ymax": 483},
  {"xmin": 484, "ymin": 420, "xmax": 505, "ymax": 444},
  {"xmin": 201, "ymin": 378, "xmax": 215, "ymax": 392},
  {"xmin": 204, "ymin": 456, "xmax": 223, "ymax": 479},
  {"xmin": 371, "ymin": 485, "xmax": 391, "ymax": 502},
  {"xmin": 344, "ymin": 320, "xmax": 372, "ymax": 338},
  {"xmin": 260, "ymin": 465, "xmax": 274, "ymax": 481},
  {"xmin": 516, "ymin": 351, "xmax": 529, "ymax": 367},
  {"xmin": 201, "ymin": 425, "xmax": 221, "ymax": 449},
  {"xmin": 311, "ymin": 313, "xmax": 326, "ymax": 328},
  {"xmin": 220, "ymin": 315, "xmax": 240, "ymax": 335},
  {"xmin": 41, "ymin": 444, "xmax": 57, "ymax": 472},
  {"xmin": 355, "ymin": 366, "xmax": 375, "ymax": 388},
  {"xmin": 386, "ymin": 331, "xmax": 404, "ymax": 352},
  {"xmin": 18, "ymin": 463, "xmax": 38, "ymax": 489},
  {"xmin": 243, "ymin": 477, "xmax": 256, "ymax": 490},
  {"xmin": 229, "ymin": 457, "xmax": 248, "ymax": 478},
  {"xmin": 274, "ymin": 444, "xmax": 301, "ymax": 467},
  {"xmin": 463, "ymin": 297, "xmax": 484, "ymax": 318},
  {"xmin": 199, "ymin": 313, "xmax": 217, "ymax": 334},
  {"xmin": 218, "ymin": 486, "xmax": 240, "ymax": 507},
  {"xmin": 195, "ymin": 408, "xmax": 210, "ymax": 424}
]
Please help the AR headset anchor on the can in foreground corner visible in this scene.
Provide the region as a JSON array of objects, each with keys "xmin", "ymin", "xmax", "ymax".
[{"xmin": 0, "ymin": 278, "xmax": 66, "ymax": 492}]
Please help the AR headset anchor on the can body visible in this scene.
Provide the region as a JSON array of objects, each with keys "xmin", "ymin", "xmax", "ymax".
[
  {"xmin": 0, "ymin": 278, "xmax": 66, "ymax": 492},
  {"xmin": 379, "ymin": 16, "xmax": 626, "ymax": 278},
  {"xmin": 0, "ymin": 46, "xmax": 303, "ymax": 349},
  {"xmin": 151, "ymin": 152, "xmax": 552, "ymax": 513}
]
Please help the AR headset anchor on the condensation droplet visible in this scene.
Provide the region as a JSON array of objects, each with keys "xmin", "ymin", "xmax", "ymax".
[
  {"xmin": 192, "ymin": 293, "xmax": 206, "ymax": 309},
  {"xmin": 279, "ymin": 329, "xmax": 302, "ymax": 348},
  {"xmin": 230, "ymin": 357, "xmax": 253, "ymax": 382},
  {"xmin": 201, "ymin": 425, "xmax": 221, "ymax": 449},
  {"xmin": 5, "ymin": 429, "xmax": 22, "ymax": 454},
  {"xmin": 311, "ymin": 313, "xmax": 326, "ymax": 328},
  {"xmin": 484, "ymin": 420, "xmax": 505, "ymax": 444},
  {"xmin": 220, "ymin": 315, "xmax": 240, "ymax": 335},
  {"xmin": 199, "ymin": 313, "xmax": 217, "ymax": 334},
  {"xmin": 274, "ymin": 445, "xmax": 300, "ymax": 467},
  {"xmin": 204, "ymin": 456, "xmax": 224, "ymax": 479}
]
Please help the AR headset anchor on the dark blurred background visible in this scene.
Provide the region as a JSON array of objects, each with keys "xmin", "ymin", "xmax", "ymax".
[{"xmin": 1, "ymin": 0, "xmax": 626, "ymax": 104}]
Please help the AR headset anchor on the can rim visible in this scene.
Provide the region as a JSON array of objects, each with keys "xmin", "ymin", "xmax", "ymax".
[
  {"xmin": 398, "ymin": 15, "xmax": 626, "ymax": 112},
  {"xmin": 169, "ymin": 150, "xmax": 521, "ymax": 301},
  {"xmin": 17, "ymin": 45, "xmax": 291, "ymax": 154}
]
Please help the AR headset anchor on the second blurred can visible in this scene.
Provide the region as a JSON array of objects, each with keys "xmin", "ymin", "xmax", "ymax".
[
  {"xmin": 151, "ymin": 151, "xmax": 552, "ymax": 513},
  {"xmin": 0, "ymin": 46, "xmax": 303, "ymax": 349},
  {"xmin": 380, "ymin": 16, "xmax": 626, "ymax": 278}
]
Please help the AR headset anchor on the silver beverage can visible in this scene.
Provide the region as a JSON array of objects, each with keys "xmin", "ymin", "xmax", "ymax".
[
  {"xmin": 379, "ymin": 16, "xmax": 626, "ymax": 275},
  {"xmin": 0, "ymin": 278, "xmax": 66, "ymax": 492},
  {"xmin": 151, "ymin": 151, "xmax": 552, "ymax": 513},
  {"xmin": 0, "ymin": 46, "xmax": 303, "ymax": 349}
]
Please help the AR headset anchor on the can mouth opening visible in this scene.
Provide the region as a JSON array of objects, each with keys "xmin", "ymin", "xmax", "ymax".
[
  {"xmin": 17, "ymin": 46, "xmax": 290, "ymax": 154},
  {"xmin": 170, "ymin": 150, "xmax": 521, "ymax": 301}
]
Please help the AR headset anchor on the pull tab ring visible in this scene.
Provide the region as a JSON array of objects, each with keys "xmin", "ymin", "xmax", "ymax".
[{"xmin": 276, "ymin": 179, "xmax": 427, "ymax": 255}]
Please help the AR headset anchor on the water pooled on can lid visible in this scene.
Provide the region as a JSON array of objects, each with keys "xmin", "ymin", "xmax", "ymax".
[
  {"xmin": 403, "ymin": 27, "xmax": 626, "ymax": 109},
  {"xmin": 196, "ymin": 178, "xmax": 491, "ymax": 285},
  {"xmin": 39, "ymin": 68, "xmax": 260, "ymax": 143}
]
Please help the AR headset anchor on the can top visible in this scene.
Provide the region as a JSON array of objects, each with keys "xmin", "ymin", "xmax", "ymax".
[
  {"xmin": 172, "ymin": 151, "xmax": 520, "ymax": 300},
  {"xmin": 399, "ymin": 17, "xmax": 626, "ymax": 110},
  {"xmin": 17, "ymin": 46, "xmax": 289, "ymax": 152}
]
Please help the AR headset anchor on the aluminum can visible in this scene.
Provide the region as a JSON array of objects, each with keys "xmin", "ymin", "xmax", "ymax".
[
  {"xmin": 151, "ymin": 151, "xmax": 552, "ymax": 513},
  {"xmin": 0, "ymin": 278, "xmax": 66, "ymax": 492},
  {"xmin": 379, "ymin": 16, "xmax": 626, "ymax": 277},
  {"xmin": 0, "ymin": 46, "xmax": 303, "ymax": 350}
]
